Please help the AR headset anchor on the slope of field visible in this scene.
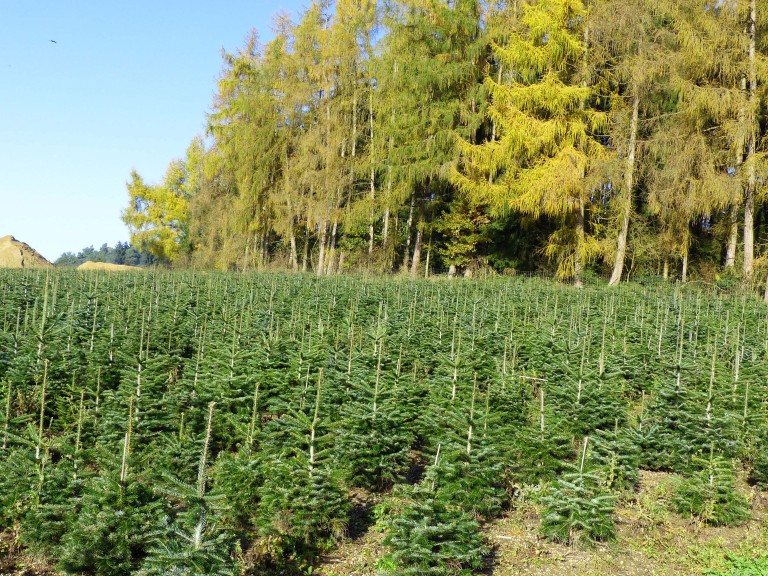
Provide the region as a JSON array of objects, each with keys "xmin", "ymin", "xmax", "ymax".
[
  {"xmin": 320, "ymin": 470, "xmax": 768, "ymax": 576},
  {"xmin": 1, "ymin": 270, "xmax": 768, "ymax": 576}
]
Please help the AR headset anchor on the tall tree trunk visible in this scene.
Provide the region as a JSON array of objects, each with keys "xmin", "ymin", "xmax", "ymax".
[
  {"xmin": 326, "ymin": 220, "xmax": 337, "ymax": 275},
  {"xmin": 609, "ymin": 92, "xmax": 640, "ymax": 286},
  {"xmin": 317, "ymin": 219, "xmax": 327, "ymax": 277},
  {"xmin": 574, "ymin": 198, "xmax": 585, "ymax": 288},
  {"xmin": 289, "ymin": 232, "xmax": 298, "ymax": 272},
  {"xmin": 243, "ymin": 236, "xmax": 250, "ymax": 273},
  {"xmin": 410, "ymin": 224, "xmax": 423, "ymax": 278},
  {"xmin": 383, "ymin": 206, "xmax": 390, "ymax": 246},
  {"xmin": 764, "ymin": 272, "xmax": 768, "ymax": 303},
  {"xmin": 682, "ymin": 251, "xmax": 688, "ymax": 284},
  {"xmin": 259, "ymin": 232, "xmax": 267, "ymax": 269},
  {"xmin": 573, "ymin": 9, "xmax": 589, "ymax": 290},
  {"xmin": 402, "ymin": 193, "xmax": 415, "ymax": 271},
  {"xmin": 728, "ymin": 71, "xmax": 748, "ymax": 269},
  {"xmin": 368, "ymin": 89, "xmax": 375, "ymax": 255},
  {"xmin": 725, "ymin": 206, "xmax": 738, "ymax": 268},
  {"xmin": 744, "ymin": 0, "xmax": 757, "ymax": 279},
  {"xmin": 302, "ymin": 225, "xmax": 309, "ymax": 273}
]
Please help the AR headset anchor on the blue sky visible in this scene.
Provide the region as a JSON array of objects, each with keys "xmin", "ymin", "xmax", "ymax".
[{"xmin": 0, "ymin": 0, "xmax": 306, "ymax": 261}]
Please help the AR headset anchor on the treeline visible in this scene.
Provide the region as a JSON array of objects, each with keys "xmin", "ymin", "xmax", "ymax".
[
  {"xmin": 122, "ymin": 0, "xmax": 768, "ymax": 288},
  {"xmin": 55, "ymin": 242, "xmax": 157, "ymax": 267}
]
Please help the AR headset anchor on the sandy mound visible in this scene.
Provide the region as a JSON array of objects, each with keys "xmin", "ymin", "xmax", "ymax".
[
  {"xmin": 77, "ymin": 261, "xmax": 139, "ymax": 271},
  {"xmin": 0, "ymin": 235, "xmax": 53, "ymax": 268}
]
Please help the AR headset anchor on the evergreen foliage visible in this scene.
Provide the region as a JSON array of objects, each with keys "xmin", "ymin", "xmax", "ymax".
[
  {"xmin": 2, "ymin": 268, "xmax": 768, "ymax": 573},
  {"xmin": 539, "ymin": 440, "xmax": 617, "ymax": 547},
  {"xmin": 672, "ymin": 454, "xmax": 751, "ymax": 527},
  {"xmin": 379, "ymin": 483, "xmax": 488, "ymax": 576}
]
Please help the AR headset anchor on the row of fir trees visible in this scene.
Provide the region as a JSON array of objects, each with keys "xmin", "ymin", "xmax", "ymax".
[{"xmin": 122, "ymin": 0, "xmax": 768, "ymax": 289}]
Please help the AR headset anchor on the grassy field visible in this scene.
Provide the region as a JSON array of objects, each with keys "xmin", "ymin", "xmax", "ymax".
[{"xmin": 1, "ymin": 269, "xmax": 768, "ymax": 575}]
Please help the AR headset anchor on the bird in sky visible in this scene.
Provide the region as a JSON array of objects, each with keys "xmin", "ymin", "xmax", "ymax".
[{"xmin": 49, "ymin": 39, "xmax": 57, "ymax": 44}]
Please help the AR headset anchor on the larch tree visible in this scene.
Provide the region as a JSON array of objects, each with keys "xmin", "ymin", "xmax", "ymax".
[
  {"xmin": 453, "ymin": 0, "xmax": 608, "ymax": 286},
  {"xmin": 594, "ymin": 0, "xmax": 675, "ymax": 286},
  {"xmin": 121, "ymin": 161, "xmax": 190, "ymax": 264},
  {"xmin": 652, "ymin": 0, "xmax": 750, "ymax": 280},
  {"xmin": 207, "ymin": 31, "xmax": 287, "ymax": 271}
]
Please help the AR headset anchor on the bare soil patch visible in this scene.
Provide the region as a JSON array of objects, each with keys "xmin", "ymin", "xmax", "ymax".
[
  {"xmin": 317, "ymin": 470, "xmax": 768, "ymax": 576},
  {"xmin": 77, "ymin": 261, "xmax": 139, "ymax": 271},
  {"xmin": 0, "ymin": 235, "xmax": 52, "ymax": 269}
]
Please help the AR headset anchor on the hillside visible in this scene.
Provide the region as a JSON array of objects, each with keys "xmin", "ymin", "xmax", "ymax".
[
  {"xmin": 0, "ymin": 235, "xmax": 52, "ymax": 268},
  {"xmin": 2, "ymin": 270, "xmax": 768, "ymax": 575}
]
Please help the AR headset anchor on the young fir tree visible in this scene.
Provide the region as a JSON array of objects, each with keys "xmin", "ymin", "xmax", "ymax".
[
  {"xmin": 140, "ymin": 403, "xmax": 237, "ymax": 576},
  {"xmin": 378, "ymin": 439, "xmax": 490, "ymax": 576},
  {"xmin": 540, "ymin": 438, "xmax": 617, "ymax": 547},
  {"xmin": 335, "ymin": 329, "xmax": 414, "ymax": 490},
  {"xmin": 672, "ymin": 449, "xmax": 751, "ymax": 527},
  {"xmin": 254, "ymin": 371, "xmax": 349, "ymax": 570}
]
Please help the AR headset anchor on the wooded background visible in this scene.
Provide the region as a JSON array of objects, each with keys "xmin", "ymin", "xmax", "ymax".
[{"xmin": 121, "ymin": 0, "xmax": 768, "ymax": 288}]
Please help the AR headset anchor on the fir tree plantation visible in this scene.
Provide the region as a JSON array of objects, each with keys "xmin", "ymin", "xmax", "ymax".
[
  {"xmin": 3, "ymin": 268, "xmax": 768, "ymax": 574},
  {"xmin": 122, "ymin": 0, "xmax": 768, "ymax": 292}
]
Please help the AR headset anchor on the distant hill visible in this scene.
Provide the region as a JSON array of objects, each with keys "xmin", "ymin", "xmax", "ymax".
[{"xmin": 0, "ymin": 235, "xmax": 52, "ymax": 268}]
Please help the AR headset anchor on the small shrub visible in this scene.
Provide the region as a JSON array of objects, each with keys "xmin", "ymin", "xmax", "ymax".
[
  {"xmin": 378, "ymin": 483, "xmax": 487, "ymax": 576},
  {"xmin": 540, "ymin": 470, "xmax": 616, "ymax": 546},
  {"xmin": 672, "ymin": 458, "xmax": 751, "ymax": 526}
]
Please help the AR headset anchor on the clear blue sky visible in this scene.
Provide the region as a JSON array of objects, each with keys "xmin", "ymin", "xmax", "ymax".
[{"xmin": 0, "ymin": 0, "xmax": 306, "ymax": 262}]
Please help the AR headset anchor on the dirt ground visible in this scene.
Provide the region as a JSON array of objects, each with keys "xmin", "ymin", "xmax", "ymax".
[
  {"xmin": 2, "ymin": 471, "xmax": 764, "ymax": 575},
  {"xmin": 318, "ymin": 470, "xmax": 768, "ymax": 576},
  {"xmin": 0, "ymin": 235, "xmax": 51, "ymax": 269},
  {"xmin": 77, "ymin": 261, "xmax": 139, "ymax": 271}
]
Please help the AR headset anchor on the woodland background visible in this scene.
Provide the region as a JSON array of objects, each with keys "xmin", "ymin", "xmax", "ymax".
[{"xmin": 121, "ymin": 0, "xmax": 768, "ymax": 289}]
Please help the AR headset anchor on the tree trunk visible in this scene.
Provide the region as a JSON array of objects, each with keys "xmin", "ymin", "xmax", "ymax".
[
  {"xmin": 410, "ymin": 225, "xmax": 423, "ymax": 278},
  {"xmin": 368, "ymin": 89, "xmax": 376, "ymax": 255},
  {"xmin": 609, "ymin": 92, "xmax": 639, "ymax": 286},
  {"xmin": 764, "ymin": 272, "xmax": 768, "ymax": 303},
  {"xmin": 574, "ymin": 198, "xmax": 585, "ymax": 288},
  {"xmin": 259, "ymin": 232, "xmax": 267, "ymax": 269},
  {"xmin": 663, "ymin": 259, "xmax": 669, "ymax": 281},
  {"xmin": 744, "ymin": 0, "xmax": 757, "ymax": 279},
  {"xmin": 302, "ymin": 225, "xmax": 309, "ymax": 273},
  {"xmin": 326, "ymin": 220, "xmax": 337, "ymax": 275},
  {"xmin": 383, "ymin": 206, "xmax": 390, "ymax": 246},
  {"xmin": 317, "ymin": 219, "xmax": 327, "ymax": 277},
  {"xmin": 242, "ymin": 236, "xmax": 250, "ymax": 273},
  {"xmin": 368, "ymin": 213, "xmax": 375, "ymax": 254},
  {"xmin": 289, "ymin": 228, "xmax": 298, "ymax": 272},
  {"xmin": 725, "ymin": 206, "xmax": 738, "ymax": 268},
  {"xmin": 682, "ymin": 252, "xmax": 688, "ymax": 283},
  {"xmin": 402, "ymin": 193, "xmax": 415, "ymax": 271}
]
